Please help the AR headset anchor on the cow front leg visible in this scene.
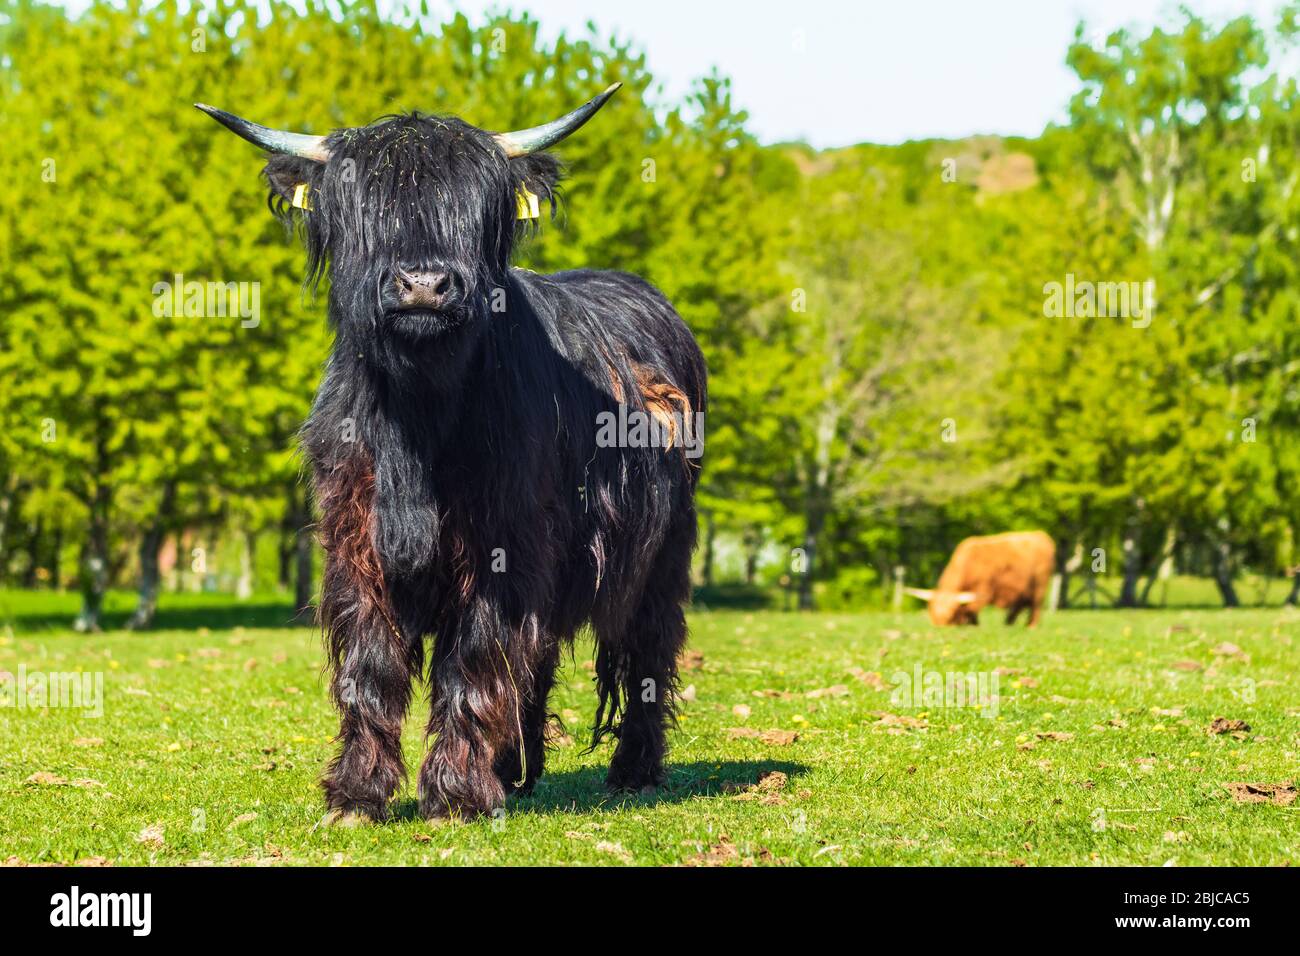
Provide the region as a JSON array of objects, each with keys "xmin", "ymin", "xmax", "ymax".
[
  {"xmin": 419, "ymin": 607, "xmax": 533, "ymax": 819},
  {"xmin": 1027, "ymin": 598, "xmax": 1043, "ymax": 627},
  {"xmin": 315, "ymin": 454, "xmax": 419, "ymax": 823},
  {"xmin": 319, "ymin": 568, "xmax": 418, "ymax": 822}
]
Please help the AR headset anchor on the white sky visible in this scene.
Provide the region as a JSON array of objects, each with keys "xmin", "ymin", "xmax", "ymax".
[
  {"xmin": 492, "ymin": 0, "xmax": 1286, "ymax": 146},
  {"xmin": 46, "ymin": 0, "xmax": 1290, "ymax": 146}
]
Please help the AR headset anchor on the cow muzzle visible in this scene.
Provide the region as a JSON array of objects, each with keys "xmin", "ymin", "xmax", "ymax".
[{"xmin": 394, "ymin": 267, "xmax": 459, "ymax": 313}]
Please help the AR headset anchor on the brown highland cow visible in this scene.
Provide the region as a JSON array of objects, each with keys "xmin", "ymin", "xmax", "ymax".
[{"xmin": 905, "ymin": 531, "xmax": 1055, "ymax": 627}]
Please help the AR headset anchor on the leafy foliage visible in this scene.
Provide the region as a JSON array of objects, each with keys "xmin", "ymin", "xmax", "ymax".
[{"xmin": 4, "ymin": 1, "xmax": 1300, "ymax": 616}]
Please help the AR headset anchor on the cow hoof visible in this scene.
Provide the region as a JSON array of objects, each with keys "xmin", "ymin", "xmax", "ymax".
[
  {"xmin": 606, "ymin": 755, "xmax": 665, "ymax": 795},
  {"xmin": 321, "ymin": 809, "xmax": 373, "ymax": 829},
  {"xmin": 606, "ymin": 784, "xmax": 659, "ymax": 802},
  {"xmin": 418, "ymin": 793, "xmax": 501, "ymax": 823},
  {"xmin": 417, "ymin": 800, "xmax": 457, "ymax": 823}
]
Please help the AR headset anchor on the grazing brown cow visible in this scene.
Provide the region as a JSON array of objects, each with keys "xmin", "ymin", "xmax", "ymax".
[{"xmin": 905, "ymin": 531, "xmax": 1055, "ymax": 627}]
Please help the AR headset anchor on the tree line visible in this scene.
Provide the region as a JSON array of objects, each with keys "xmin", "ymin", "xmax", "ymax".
[{"xmin": 3, "ymin": 0, "xmax": 1300, "ymax": 626}]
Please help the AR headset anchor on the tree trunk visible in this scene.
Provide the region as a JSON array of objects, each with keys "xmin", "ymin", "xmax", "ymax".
[
  {"xmin": 126, "ymin": 529, "xmax": 163, "ymax": 630},
  {"xmin": 168, "ymin": 531, "xmax": 183, "ymax": 592},
  {"xmin": 1139, "ymin": 526, "xmax": 1177, "ymax": 607},
  {"xmin": 1212, "ymin": 538, "xmax": 1240, "ymax": 607},
  {"xmin": 0, "ymin": 473, "xmax": 17, "ymax": 577},
  {"xmin": 796, "ymin": 391, "xmax": 836, "ymax": 613},
  {"xmin": 278, "ymin": 525, "xmax": 293, "ymax": 590},
  {"xmin": 1284, "ymin": 572, "xmax": 1300, "ymax": 606},
  {"xmin": 21, "ymin": 517, "xmax": 42, "ymax": 588},
  {"xmin": 1116, "ymin": 501, "xmax": 1145, "ymax": 608},
  {"xmin": 187, "ymin": 533, "xmax": 205, "ymax": 592},
  {"xmin": 1056, "ymin": 538, "xmax": 1080, "ymax": 610},
  {"xmin": 1116, "ymin": 538, "xmax": 1142, "ymax": 606},
  {"xmin": 699, "ymin": 510, "xmax": 716, "ymax": 588},
  {"xmin": 1137, "ymin": 572, "xmax": 1157, "ymax": 606},
  {"xmin": 742, "ymin": 527, "xmax": 762, "ymax": 586},
  {"xmin": 127, "ymin": 481, "xmax": 177, "ymax": 630},
  {"xmin": 74, "ymin": 484, "xmax": 111, "ymax": 633},
  {"xmin": 236, "ymin": 530, "xmax": 255, "ymax": 600},
  {"xmin": 797, "ymin": 506, "xmax": 825, "ymax": 612},
  {"xmin": 50, "ymin": 525, "xmax": 63, "ymax": 590}
]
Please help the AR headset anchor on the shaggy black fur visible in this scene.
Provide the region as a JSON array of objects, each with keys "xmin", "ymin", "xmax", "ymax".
[{"xmin": 248, "ymin": 111, "xmax": 704, "ymax": 820}]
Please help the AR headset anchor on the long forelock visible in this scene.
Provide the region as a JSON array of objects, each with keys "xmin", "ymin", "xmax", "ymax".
[{"xmin": 306, "ymin": 114, "xmax": 517, "ymax": 296}]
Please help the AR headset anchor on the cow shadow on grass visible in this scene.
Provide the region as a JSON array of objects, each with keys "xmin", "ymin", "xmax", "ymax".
[{"xmin": 388, "ymin": 759, "xmax": 810, "ymax": 820}]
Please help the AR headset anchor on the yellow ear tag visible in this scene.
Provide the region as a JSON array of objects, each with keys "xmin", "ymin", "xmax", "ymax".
[
  {"xmin": 516, "ymin": 187, "xmax": 540, "ymax": 220},
  {"xmin": 291, "ymin": 183, "xmax": 313, "ymax": 211}
]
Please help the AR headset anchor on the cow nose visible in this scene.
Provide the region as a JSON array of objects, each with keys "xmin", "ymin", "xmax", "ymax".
[{"xmin": 394, "ymin": 268, "xmax": 454, "ymax": 310}]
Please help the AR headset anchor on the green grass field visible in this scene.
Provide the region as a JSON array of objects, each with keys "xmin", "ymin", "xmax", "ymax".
[{"xmin": 1, "ymin": 593, "xmax": 1297, "ymax": 866}]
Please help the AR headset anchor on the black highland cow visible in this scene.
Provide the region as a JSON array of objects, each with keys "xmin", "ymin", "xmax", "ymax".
[{"xmin": 199, "ymin": 85, "xmax": 706, "ymax": 821}]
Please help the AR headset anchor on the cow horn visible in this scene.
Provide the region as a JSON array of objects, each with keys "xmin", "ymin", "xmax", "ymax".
[
  {"xmin": 195, "ymin": 104, "xmax": 332, "ymax": 163},
  {"xmin": 492, "ymin": 83, "xmax": 622, "ymax": 158},
  {"xmin": 953, "ymin": 591, "xmax": 978, "ymax": 604},
  {"xmin": 902, "ymin": 587, "xmax": 935, "ymax": 601}
]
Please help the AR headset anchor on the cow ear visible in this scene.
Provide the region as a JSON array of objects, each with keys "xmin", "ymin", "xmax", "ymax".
[
  {"xmin": 509, "ymin": 152, "xmax": 563, "ymax": 219},
  {"xmin": 263, "ymin": 154, "xmax": 320, "ymax": 216}
]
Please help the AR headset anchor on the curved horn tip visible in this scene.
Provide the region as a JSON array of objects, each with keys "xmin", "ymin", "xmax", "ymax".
[
  {"xmin": 194, "ymin": 103, "xmax": 236, "ymax": 123},
  {"xmin": 493, "ymin": 83, "xmax": 624, "ymax": 158},
  {"xmin": 194, "ymin": 103, "xmax": 231, "ymax": 126},
  {"xmin": 195, "ymin": 103, "xmax": 330, "ymax": 162},
  {"xmin": 590, "ymin": 82, "xmax": 623, "ymax": 108}
]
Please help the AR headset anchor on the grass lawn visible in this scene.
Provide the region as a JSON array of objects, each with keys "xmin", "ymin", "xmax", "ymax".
[{"xmin": 1, "ymin": 596, "xmax": 1297, "ymax": 866}]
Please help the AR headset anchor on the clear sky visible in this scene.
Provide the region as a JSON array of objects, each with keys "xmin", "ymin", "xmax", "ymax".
[
  {"xmin": 48, "ymin": 0, "xmax": 1288, "ymax": 146},
  {"xmin": 489, "ymin": 0, "xmax": 1285, "ymax": 147}
]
